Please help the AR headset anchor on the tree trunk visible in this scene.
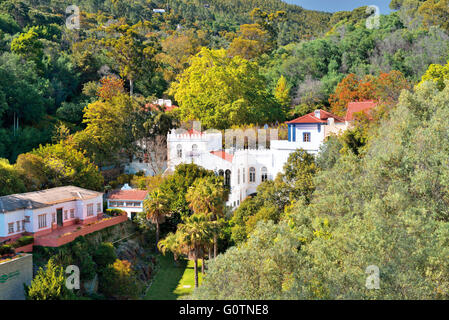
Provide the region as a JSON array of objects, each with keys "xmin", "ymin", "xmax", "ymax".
[
  {"xmin": 129, "ymin": 79, "xmax": 134, "ymax": 96},
  {"xmin": 194, "ymin": 258, "xmax": 199, "ymax": 288},
  {"xmin": 155, "ymin": 222, "xmax": 160, "ymax": 252},
  {"xmin": 201, "ymin": 258, "xmax": 205, "ymax": 274},
  {"xmin": 208, "ymin": 248, "xmax": 212, "ymax": 260},
  {"xmin": 213, "ymin": 233, "xmax": 218, "ymax": 258}
]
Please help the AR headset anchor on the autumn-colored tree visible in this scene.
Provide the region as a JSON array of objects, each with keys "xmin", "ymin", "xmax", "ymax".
[
  {"xmin": 329, "ymin": 71, "xmax": 410, "ymax": 117},
  {"xmin": 97, "ymin": 76, "xmax": 125, "ymax": 100},
  {"xmin": 329, "ymin": 74, "xmax": 377, "ymax": 116}
]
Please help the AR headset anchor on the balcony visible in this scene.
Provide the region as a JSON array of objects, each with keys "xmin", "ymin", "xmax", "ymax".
[{"xmin": 34, "ymin": 214, "xmax": 128, "ymax": 247}]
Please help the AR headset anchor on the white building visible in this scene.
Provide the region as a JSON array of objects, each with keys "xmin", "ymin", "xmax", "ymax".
[
  {"xmin": 106, "ymin": 187, "xmax": 148, "ymax": 220},
  {"xmin": 0, "ymin": 186, "xmax": 103, "ymax": 242},
  {"xmin": 167, "ymin": 109, "xmax": 346, "ymax": 208}
]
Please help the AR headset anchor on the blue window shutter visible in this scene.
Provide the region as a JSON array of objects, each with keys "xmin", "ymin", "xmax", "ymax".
[
  {"xmin": 318, "ymin": 124, "xmax": 321, "ymax": 133},
  {"xmin": 288, "ymin": 125, "xmax": 291, "ymax": 141}
]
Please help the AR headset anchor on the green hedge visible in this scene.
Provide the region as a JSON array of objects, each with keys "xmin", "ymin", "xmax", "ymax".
[{"xmin": 105, "ymin": 208, "xmax": 126, "ymax": 217}]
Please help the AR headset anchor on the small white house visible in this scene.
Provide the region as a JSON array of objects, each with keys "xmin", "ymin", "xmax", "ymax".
[
  {"xmin": 106, "ymin": 188, "xmax": 149, "ymax": 220},
  {"xmin": 0, "ymin": 186, "xmax": 104, "ymax": 242}
]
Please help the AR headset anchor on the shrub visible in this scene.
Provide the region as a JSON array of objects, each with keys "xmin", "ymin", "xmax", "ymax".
[
  {"xmin": 0, "ymin": 245, "xmax": 14, "ymax": 256},
  {"xmin": 93, "ymin": 242, "xmax": 117, "ymax": 270},
  {"xmin": 13, "ymin": 236, "xmax": 34, "ymax": 248},
  {"xmin": 106, "ymin": 208, "xmax": 126, "ymax": 217}
]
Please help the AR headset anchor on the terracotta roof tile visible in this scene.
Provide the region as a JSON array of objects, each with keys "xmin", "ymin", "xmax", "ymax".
[
  {"xmin": 107, "ymin": 190, "xmax": 149, "ymax": 201},
  {"xmin": 345, "ymin": 101, "xmax": 377, "ymax": 121},
  {"xmin": 210, "ymin": 150, "xmax": 234, "ymax": 162},
  {"xmin": 287, "ymin": 110, "xmax": 344, "ymax": 124}
]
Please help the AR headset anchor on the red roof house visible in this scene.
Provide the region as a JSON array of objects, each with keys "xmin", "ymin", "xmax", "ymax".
[
  {"xmin": 345, "ymin": 101, "xmax": 378, "ymax": 121},
  {"xmin": 287, "ymin": 109, "xmax": 344, "ymax": 124},
  {"xmin": 107, "ymin": 189, "xmax": 149, "ymax": 201}
]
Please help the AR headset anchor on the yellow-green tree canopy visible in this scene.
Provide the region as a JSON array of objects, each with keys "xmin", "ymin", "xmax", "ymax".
[
  {"xmin": 418, "ymin": 61, "xmax": 449, "ymax": 91},
  {"xmin": 169, "ymin": 47, "xmax": 285, "ymax": 129}
]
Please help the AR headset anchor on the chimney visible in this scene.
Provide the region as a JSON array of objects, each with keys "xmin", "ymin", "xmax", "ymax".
[
  {"xmin": 327, "ymin": 117, "xmax": 335, "ymax": 126},
  {"xmin": 314, "ymin": 110, "xmax": 321, "ymax": 119}
]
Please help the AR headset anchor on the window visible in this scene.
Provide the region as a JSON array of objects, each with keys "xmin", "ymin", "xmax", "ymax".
[
  {"xmin": 16, "ymin": 221, "xmax": 21, "ymax": 232},
  {"xmin": 117, "ymin": 201, "xmax": 124, "ymax": 207},
  {"xmin": 97, "ymin": 203, "xmax": 101, "ymax": 213},
  {"xmin": 70, "ymin": 209, "xmax": 75, "ymax": 219},
  {"xmin": 8, "ymin": 223, "xmax": 14, "ymax": 234},
  {"xmin": 87, "ymin": 204, "xmax": 94, "ymax": 217},
  {"xmin": 64, "ymin": 210, "xmax": 68, "ymax": 220},
  {"xmin": 25, "ymin": 216, "xmax": 30, "ymax": 223},
  {"xmin": 192, "ymin": 144, "xmax": 198, "ymax": 152},
  {"xmin": 177, "ymin": 144, "xmax": 182, "ymax": 158},
  {"xmin": 303, "ymin": 132, "xmax": 311, "ymax": 142},
  {"xmin": 52, "ymin": 213, "xmax": 56, "ymax": 224},
  {"xmin": 242, "ymin": 169, "xmax": 246, "ymax": 183},
  {"xmin": 261, "ymin": 167, "xmax": 268, "ymax": 182},
  {"xmin": 237, "ymin": 169, "xmax": 240, "ymax": 185},
  {"xmin": 38, "ymin": 214, "xmax": 47, "ymax": 229},
  {"xmin": 225, "ymin": 170, "xmax": 231, "ymax": 187},
  {"xmin": 249, "ymin": 167, "xmax": 256, "ymax": 183},
  {"xmin": 22, "ymin": 220, "xmax": 25, "ymax": 231}
]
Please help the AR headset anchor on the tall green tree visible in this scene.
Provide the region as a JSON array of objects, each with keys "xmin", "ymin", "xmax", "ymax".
[{"xmin": 170, "ymin": 47, "xmax": 285, "ymax": 129}]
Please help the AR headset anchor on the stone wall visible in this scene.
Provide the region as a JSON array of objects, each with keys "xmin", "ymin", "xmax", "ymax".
[{"xmin": 0, "ymin": 254, "xmax": 32, "ymax": 300}]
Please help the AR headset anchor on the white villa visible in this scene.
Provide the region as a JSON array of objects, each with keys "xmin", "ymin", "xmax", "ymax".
[
  {"xmin": 167, "ymin": 109, "xmax": 352, "ymax": 208},
  {"xmin": 0, "ymin": 186, "xmax": 104, "ymax": 242},
  {"xmin": 106, "ymin": 185, "xmax": 148, "ymax": 220}
]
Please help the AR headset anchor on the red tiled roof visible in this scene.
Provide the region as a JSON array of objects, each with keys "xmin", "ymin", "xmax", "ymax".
[
  {"xmin": 145, "ymin": 103, "xmax": 178, "ymax": 113},
  {"xmin": 287, "ymin": 110, "xmax": 344, "ymax": 124},
  {"xmin": 345, "ymin": 101, "xmax": 377, "ymax": 121},
  {"xmin": 107, "ymin": 190, "xmax": 149, "ymax": 201},
  {"xmin": 210, "ymin": 150, "xmax": 234, "ymax": 163},
  {"xmin": 188, "ymin": 129, "xmax": 203, "ymax": 135}
]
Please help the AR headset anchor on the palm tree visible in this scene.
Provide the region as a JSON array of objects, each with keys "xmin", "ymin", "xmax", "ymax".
[
  {"xmin": 186, "ymin": 176, "xmax": 228, "ymax": 258},
  {"xmin": 157, "ymin": 232, "xmax": 182, "ymax": 265},
  {"xmin": 143, "ymin": 189, "xmax": 171, "ymax": 251},
  {"xmin": 177, "ymin": 214, "xmax": 213, "ymax": 288}
]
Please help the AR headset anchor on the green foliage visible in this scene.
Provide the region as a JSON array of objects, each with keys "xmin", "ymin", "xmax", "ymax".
[
  {"xmin": 0, "ymin": 244, "xmax": 14, "ymax": 256},
  {"xmin": 98, "ymin": 259, "xmax": 142, "ymax": 299},
  {"xmin": 170, "ymin": 47, "xmax": 285, "ymax": 129},
  {"xmin": 93, "ymin": 242, "xmax": 117, "ymax": 270},
  {"xmin": 196, "ymin": 80, "xmax": 449, "ymax": 300},
  {"xmin": 0, "ymin": 158, "xmax": 25, "ymax": 196},
  {"xmin": 15, "ymin": 141, "xmax": 103, "ymax": 192},
  {"xmin": 26, "ymin": 259, "xmax": 75, "ymax": 300}
]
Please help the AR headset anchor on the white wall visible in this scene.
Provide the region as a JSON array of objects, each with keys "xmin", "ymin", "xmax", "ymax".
[{"xmin": 0, "ymin": 210, "xmax": 25, "ymax": 238}]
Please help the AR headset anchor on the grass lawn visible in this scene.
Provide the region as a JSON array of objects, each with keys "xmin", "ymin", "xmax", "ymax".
[
  {"xmin": 173, "ymin": 259, "xmax": 203, "ymax": 298},
  {"xmin": 144, "ymin": 254, "xmax": 203, "ymax": 300}
]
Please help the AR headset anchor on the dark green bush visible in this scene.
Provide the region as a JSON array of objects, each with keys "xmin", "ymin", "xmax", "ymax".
[
  {"xmin": 93, "ymin": 242, "xmax": 117, "ymax": 270},
  {"xmin": 106, "ymin": 208, "xmax": 126, "ymax": 217},
  {"xmin": 0, "ymin": 244, "xmax": 14, "ymax": 256}
]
